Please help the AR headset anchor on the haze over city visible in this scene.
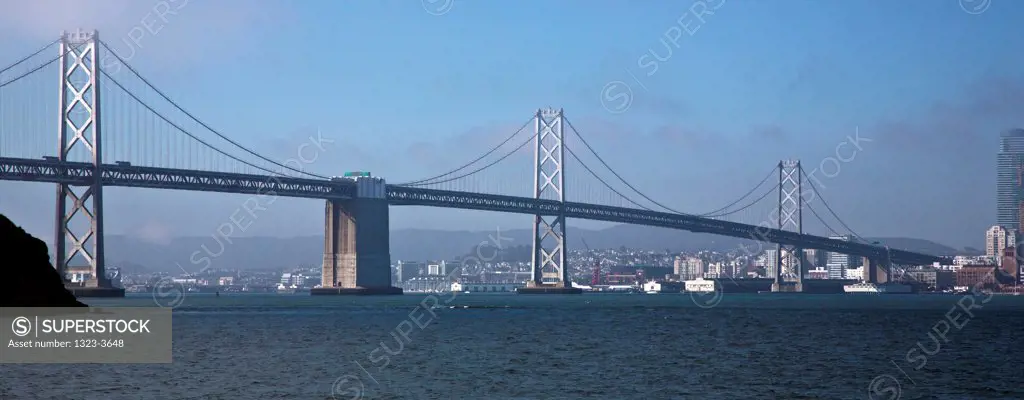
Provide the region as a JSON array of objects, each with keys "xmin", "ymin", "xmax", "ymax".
[{"xmin": 2, "ymin": 0, "xmax": 1022, "ymax": 249}]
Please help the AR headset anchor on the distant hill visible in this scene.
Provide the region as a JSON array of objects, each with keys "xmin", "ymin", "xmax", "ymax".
[
  {"xmin": 961, "ymin": 246, "xmax": 984, "ymax": 256},
  {"xmin": 863, "ymin": 237, "xmax": 960, "ymax": 257},
  {"xmin": 104, "ymin": 225, "xmax": 960, "ymax": 272}
]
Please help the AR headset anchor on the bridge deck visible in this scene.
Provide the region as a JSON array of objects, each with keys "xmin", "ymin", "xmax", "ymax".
[
  {"xmin": 0, "ymin": 157, "xmax": 355, "ymax": 199},
  {"xmin": 386, "ymin": 187, "xmax": 944, "ymax": 265},
  {"xmin": 0, "ymin": 158, "xmax": 945, "ymax": 265}
]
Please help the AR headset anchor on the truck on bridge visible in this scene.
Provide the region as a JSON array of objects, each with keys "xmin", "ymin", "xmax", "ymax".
[{"xmin": 331, "ymin": 172, "xmax": 371, "ymax": 181}]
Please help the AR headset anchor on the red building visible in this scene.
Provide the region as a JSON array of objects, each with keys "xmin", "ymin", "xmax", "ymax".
[
  {"xmin": 1001, "ymin": 247, "xmax": 1019, "ymax": 282},
  {"xmin": 956, "ymin": 265, "xmax": 998, "ymax": 290}
]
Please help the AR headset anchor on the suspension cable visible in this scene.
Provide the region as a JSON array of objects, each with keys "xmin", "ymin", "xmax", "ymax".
[
  {"xmin": 397, "ymin": 117, "xmax": 534, "ymax": 185},
  {"xmin": 565, "ymin": 145, "xmax": 657, "ymax": 211},
  {"xmin": 805, "ymin": 202, "xmax": 841, "ymax": 237},
  {"xmin": 799, "ymin": 165, "xmax": 866, "ymax": 241},
  {"xmin": 565, "ymin": 117, "xmax": 782, "ymax": 219},
  {"xmin": 703, "ymin": 182, "xmax": 780, "ymax": 218},
  {"xmin": 400, "ymin": 131, "xmax": 536, "ymax": 187},
  {"xmin": 0, "ymin": 39, "xmax": 58, "ymax": 76},
  {"xmin": 563, "ymin": 118, "xmax": 696, "ymax": 215},
  {"xmin": 98, "ymin": 40, "xmax": 328, "ymax": 180},
  {"xmin": 697, "ymin": 167, "xmax": 778, "ymax": 216},
  {"xmin": 0, "ymin": 45, "xmax": 73, "ymax": 90},
  {"xmin": 101, "ymin": 69, "xmax": 292, "ymax": 177}
]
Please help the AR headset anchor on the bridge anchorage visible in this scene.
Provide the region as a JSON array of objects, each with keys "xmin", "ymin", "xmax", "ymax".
[{"xmin": 0, "ymin": 31, "xmax": 944, "ymax": 299}]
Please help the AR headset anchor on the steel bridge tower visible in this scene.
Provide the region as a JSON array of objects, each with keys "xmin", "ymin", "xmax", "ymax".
[
  {"xmin": 521, "ymin": 108, "xmax": 579, "ymax": 294},
  {"xmin": 52, "ymin": 29, "xmax": 119, "ymax": 295},
  {"xmin": 772, "ymin": 159, "xmax": 805, "ymax": 292}
]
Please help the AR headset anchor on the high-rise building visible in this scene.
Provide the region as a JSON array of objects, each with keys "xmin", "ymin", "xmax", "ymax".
[
  {"xmin": 673, "ymin": 256, "xmax": 703, "ymax": 280},
  {"xmin": 764, "ymin": 249, "xmax": 777, "ymax": 278},
  {"xmin": 674, "ymin": 256, "xmax": 705, "ymax": 280},
  {"xmin": 804, "ymin": 249, "xmax": 827, "ymax": 270},
  {"xmin": 396, "ymin": 261, "xmax": 425, "ymax": 283},
  {"xmin": 827, "ymin": 235, "xmax": 862, "ymax": 278},
  {"xmin": 764, "ymin": 249, "xmax": 799, "ymax": 278},
  {"xmin": 986, "ymin": 225, "xmax": 1016, "ymax": 265},
  {"xmin": 997, "ymin": 129, "xmax": 1024, "ymax": 231}
]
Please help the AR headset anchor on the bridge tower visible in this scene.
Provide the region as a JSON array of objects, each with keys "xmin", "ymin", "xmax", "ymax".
[
  {"xmin": 772, "ymin": 159, "xmax": 805, "ymax": 293},
  {"xmin": 52, "ymin": 29, "xmax": 120, "ymax": 296},
  {"xmin": 520, "ymin": 108, "xmax": 580, "ymax": 294}
]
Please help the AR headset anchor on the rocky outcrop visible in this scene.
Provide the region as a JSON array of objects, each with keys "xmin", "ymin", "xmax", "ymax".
[{"xmin": 0, "ymin": 213, "xmax": 87, "ymax": 307}]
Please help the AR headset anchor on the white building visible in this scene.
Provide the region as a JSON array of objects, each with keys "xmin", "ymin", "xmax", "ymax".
[
  {"xmin": 953, "ymin": 255, "xmax": 993, "ymax": 266},
  {"xmin": 928, "ymin": 262, "xmax": 960, "ymax": 271},
  {"xmin": 986, "ymin": 225, "xmax": 1016, "ymax": 266},
  {"xmin": 427, "ymin": 260, "xmax": 462, "ymax": 277},
  {"xmin": 684, "ymin": 277, "xmax": 717, "ymax": 293},
  {"xmin": 704, "ymin": 262, "xmax": 732, "ymax": 278},
  {"xmin": 827, "ymin": 235, "xmax": 862, "ymax": 279},
  {"xmin": 674, "ymin": 256, "xmax": 706, "ymax": 280}
]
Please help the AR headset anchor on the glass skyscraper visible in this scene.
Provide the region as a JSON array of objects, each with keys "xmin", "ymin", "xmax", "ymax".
[{"xmin": 997, "ymin": 129, "xmax": 1024, "ymax": 232}]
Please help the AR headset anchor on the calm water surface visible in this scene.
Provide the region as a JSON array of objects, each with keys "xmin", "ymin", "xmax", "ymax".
[{"xmin": 2, "ymin": 293, "xmax": 1023, "ymax": 399}]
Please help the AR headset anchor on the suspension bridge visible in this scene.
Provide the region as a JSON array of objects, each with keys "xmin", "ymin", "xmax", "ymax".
[{"xmin": 0, "ymin": 30, "xmax": 943, "ymax": 296}]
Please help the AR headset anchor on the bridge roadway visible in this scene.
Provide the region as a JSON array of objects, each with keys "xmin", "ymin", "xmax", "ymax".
[{"xmin": 0, "ymin": 157, "xmax": 944, "ymax": 265}]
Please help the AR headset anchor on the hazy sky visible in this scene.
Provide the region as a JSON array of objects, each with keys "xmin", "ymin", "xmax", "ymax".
[{"xmin": 0, "ymin": 0, "xmax": 1021, "ymax": 249}]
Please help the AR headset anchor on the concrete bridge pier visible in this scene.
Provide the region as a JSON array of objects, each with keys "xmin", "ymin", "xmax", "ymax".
[
  {"xmin": 861, "ymin": 256, "xmax": 890, "ymax": 284},
  {"xmin": 312, "ymin": 177, "xmax": 402, "ymax": 295},
  {"xmin": 771, "ymin": 249, "xmax": 807, "ymax": 293}
]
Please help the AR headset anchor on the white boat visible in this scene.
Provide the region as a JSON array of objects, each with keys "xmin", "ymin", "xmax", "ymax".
[
  {"xmin": 276, "ymin": 283, "xmax": 297, "ymax": 294},
  {"xmin": 843, "ymin": 282, "xmax": 913, "ymax": 294}
]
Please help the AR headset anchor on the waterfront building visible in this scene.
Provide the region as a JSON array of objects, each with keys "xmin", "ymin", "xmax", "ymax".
[
  {"xmin": 902, "ymin": 267, "xmax": 955, "ymax": 290},
  {"xmin": 986, "ymin": 225, "xmax": 1017, "ymax": 265},
  {"xmin": 955, "ymin": 265, "xmax": 998, "ymax": 290},
  {"xmin": 827, "ymin": 235, "xmax": 862, "ymax": 279},
  {"xmin": 643, "ymin": 280, "xmax": 683, "ymax": 293},
  {"xmin": 684, "ymin": 277, "xmax": 717, "ymax": 293},
  {"xmin": 674, "ymin": 256, "xmax": 705, "ymax": 280},
  {"xmin": 451, "ymin": 282, "xmax": 523, "ymax": 292},
  {"xmin": 804, "ymin": 249, "xmax": 827, "ymax": 271},
  {"xmin": 1000, "ymin": 246, "xmax": 1020, "ymax": 283},
  {"xmin": 396, "ymin": 260, "xmax": 426, "ymax": 283}
]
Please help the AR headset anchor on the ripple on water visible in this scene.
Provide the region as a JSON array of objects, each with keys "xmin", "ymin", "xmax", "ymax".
[{"xmin": 2, "ymin": 294, "xmax": 1023, "ymax": 399}]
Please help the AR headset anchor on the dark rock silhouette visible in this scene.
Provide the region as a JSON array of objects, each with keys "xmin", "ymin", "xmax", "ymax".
[{"xmin": 0, "ymin": 213, "xmax": 87, "ymax": 307}]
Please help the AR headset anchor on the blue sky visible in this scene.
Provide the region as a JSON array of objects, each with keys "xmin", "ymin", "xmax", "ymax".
[{"xmin": 1, "ymin": 0, "xmax": 1022, "ymax": 248}]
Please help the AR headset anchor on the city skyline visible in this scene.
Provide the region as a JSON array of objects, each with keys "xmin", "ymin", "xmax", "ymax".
[{"xmin": 2, "ymin": 1, "xmax": 1023, "ymax": 248}]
